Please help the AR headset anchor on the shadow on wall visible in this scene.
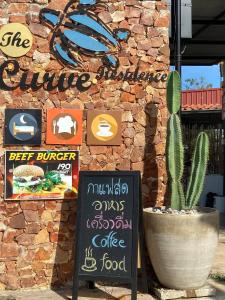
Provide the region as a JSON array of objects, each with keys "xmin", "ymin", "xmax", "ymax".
[
  {"xmin": 50, "ymin": 200, "xmax": 77, "ymax": 292},
  {"xmin": 141, "ymin": 102, "xmax": 167, "ymax": 285},
  {"xmin": 142, "ymin": 102, "xmax": 168, "ymax": 208}
]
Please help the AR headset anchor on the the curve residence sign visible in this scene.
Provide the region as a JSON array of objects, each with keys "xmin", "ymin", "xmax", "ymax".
[{"xmin": 0, "ymin": 23, "xmax": 33, "ymax": 57}]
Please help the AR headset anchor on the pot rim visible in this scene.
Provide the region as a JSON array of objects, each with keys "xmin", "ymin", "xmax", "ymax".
[{"xmin": 143, "ymin": 207, "xmax": 218, "ymax": 216}]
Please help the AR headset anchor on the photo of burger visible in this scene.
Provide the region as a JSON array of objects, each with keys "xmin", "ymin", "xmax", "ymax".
[
  {"xmin": 5, "ymin": 150, "xmax": 79, "ymax": 200},
  {"xmin": 13, "ymin": 164, "xmax": 76, "ymax": 197},
  {"xmin": 13, "ymin": 165, "xmax": 45, "ymax": 193}
]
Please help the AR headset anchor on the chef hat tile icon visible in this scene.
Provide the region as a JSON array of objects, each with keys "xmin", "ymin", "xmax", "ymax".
[
  {"xmin": 56, "ymin": 115, "xmax": 75, "ymax": 134},
  {"xmin": 46, "ymin": 108, "xmax": 83, "ymax": 145}
]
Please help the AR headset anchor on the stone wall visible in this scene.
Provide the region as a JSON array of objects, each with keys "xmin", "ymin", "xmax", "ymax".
[{"xmin": 0, "ymin": 0, "xmax": 169, "ymax": 290}]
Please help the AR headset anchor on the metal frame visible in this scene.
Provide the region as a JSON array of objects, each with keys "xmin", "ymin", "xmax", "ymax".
[
  {"xmin": 193, "ymin": 20, "xmax": 225, "ymax": 25},
  {"xmin": 193, "ymin": 8, "xmax": 225, "ymax": 39},
  {"xmin": 186, "ymin": 40, "xmax": 225, "ymax": 45},
  {"xmin": 170, "ymin": 1, "xmax": 225, "ymax": 65}
]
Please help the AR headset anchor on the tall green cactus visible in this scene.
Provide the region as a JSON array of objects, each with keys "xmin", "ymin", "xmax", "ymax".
[
  {"xmin": 186, "ymin": 132, "xmax": 209, "ymax": 208},
  {"xmin": 167, "ymin": 114, "xmax": 185, "ymax": 210},
  {"xmin": 166, "ymin": 71, "xmax": 209, "ymax": 210}
]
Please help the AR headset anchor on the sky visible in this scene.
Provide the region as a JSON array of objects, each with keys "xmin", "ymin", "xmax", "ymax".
[{"xmin": 181, "ymin": 65, "xmax": 221, "ymax": 90}]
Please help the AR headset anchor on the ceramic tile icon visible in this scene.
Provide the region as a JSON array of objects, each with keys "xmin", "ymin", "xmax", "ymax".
[
  {"xmin": 87, "ymin": 110, "xmax": 122, "ymax": 145},
  {"xmin": 4, "ymin": 108, "xmax": 42, "ymax": 146},
  {"xmin": 46, "ymin": 108, "xmax": 83, "ymax": 145}
]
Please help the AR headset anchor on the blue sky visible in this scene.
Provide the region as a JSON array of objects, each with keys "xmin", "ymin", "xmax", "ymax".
[{"xmin": 181, "ymin": 65, "xmax": 221, "ymax": 90}]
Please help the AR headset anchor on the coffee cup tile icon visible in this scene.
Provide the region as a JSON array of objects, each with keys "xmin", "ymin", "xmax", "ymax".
[
  {"xmin": 87, "ymin": 111, "xmax": 122, "ymax": 145},
  {"xmin": 46, "ymin": 108, "xmax": 82, "ymax": 145}
]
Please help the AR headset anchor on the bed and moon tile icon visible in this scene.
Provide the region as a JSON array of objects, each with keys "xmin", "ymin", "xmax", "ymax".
[
  {"xmin": 87, "ymin": 111, "xmax": 122, "ymax": 145},
  {"xmin": 4, "ymin": 109, "xmax": 42, "ymax": 145}
]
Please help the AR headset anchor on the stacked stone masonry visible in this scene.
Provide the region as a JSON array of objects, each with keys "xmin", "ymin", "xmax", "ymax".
[{"xmin": 0, "ymin": 0, "xmax": 169, "ymax": 290}]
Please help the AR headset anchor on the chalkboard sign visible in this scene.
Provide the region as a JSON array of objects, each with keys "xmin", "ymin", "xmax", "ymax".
[{"xmin": 72, "ymin": 171, "xmax": 141, "ymax": 300}]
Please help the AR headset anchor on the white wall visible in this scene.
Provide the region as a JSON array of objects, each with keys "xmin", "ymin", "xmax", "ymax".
[{"xmin": 199, "ymin": 175, "xmax": 223, "ymax": 207}]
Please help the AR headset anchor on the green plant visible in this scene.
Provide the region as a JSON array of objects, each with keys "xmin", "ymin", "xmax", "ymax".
[
  {"xmin": 184, "ymin": 76, "xmax": 213, "ymax": 90},
  {"xmin": 210, "ymin": 273, "xmax": 225, "ymax": 282},
  {"xmin": 166, "ymin": 71, "xmax": 209, "ymax": 210}
]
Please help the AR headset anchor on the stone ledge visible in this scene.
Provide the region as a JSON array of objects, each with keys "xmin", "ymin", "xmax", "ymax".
[{"xmin": 152, "ymin": 284, "xmax": 216, "ymax": 300}]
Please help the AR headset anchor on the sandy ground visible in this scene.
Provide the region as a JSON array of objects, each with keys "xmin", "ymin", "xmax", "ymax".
[
  {"xmin": 0, "ymin": 284, "xmax": 154, "ymax": 300},
  {"xmin": 208, "ymin": 214, "xmax": 225, "ymax": 300},
  {"xmin": 212, "ymin": 229, "xmax": 225, "ymax": 275},
  {"xmin": 211, "ymin": 213, "xmax": 225, "ymax": 276}
]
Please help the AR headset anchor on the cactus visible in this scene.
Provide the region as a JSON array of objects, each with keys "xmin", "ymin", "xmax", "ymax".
[
  {"xmin": 166, "ymin": 71, "xmax": 181, "ymax": 114},
  {"xmin": 167, "ymin": 114, "xmax": 185, "ymax": 210},
  {"xmin": 166, "ymin": 71, "xmax": 209, "ymax": 210},
  {"xmin": 186, "ymin": 132, "xmax": 209, "ymax": 208}
]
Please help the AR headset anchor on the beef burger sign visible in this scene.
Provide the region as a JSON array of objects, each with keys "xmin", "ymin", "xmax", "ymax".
[{"xmin": 5, "ymin": 150, "xmax": 79, "ymax": 201}]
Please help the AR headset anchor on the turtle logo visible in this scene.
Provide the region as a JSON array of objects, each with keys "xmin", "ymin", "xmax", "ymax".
[{"xmin": 40, "ymin": 0, "xmax": 130, "ymax": 69}]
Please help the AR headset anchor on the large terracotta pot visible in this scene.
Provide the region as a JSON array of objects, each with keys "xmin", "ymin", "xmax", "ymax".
[{"xmin": 143, "ymin": 208, "xmax": 219, "ymax": 290}]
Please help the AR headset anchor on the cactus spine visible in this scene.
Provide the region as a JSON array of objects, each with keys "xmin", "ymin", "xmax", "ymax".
[{"xmin": 166, "ymin": 71, "xmax": 209, "ymax": 210}]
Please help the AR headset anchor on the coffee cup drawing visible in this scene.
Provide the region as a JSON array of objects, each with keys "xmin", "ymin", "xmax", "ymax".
[
  {"xmin": 81, "ymin": 247, "xmax": 97, "ymax": 272},
  {"xmin": 96, "ymin": 120, "xmax": 113, "ymax": 137}
]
